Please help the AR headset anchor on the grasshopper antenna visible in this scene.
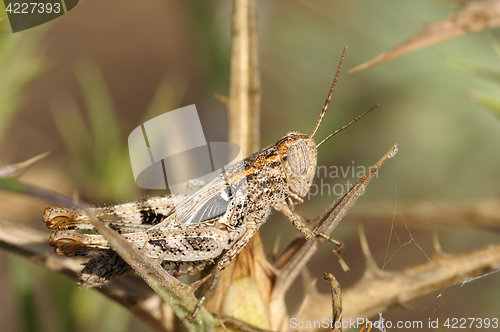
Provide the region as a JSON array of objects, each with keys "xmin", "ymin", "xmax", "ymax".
[
  {"xmin": 311, "ymin": 45, "xmax": 348, "ymax": 138},
  {"xmin": 317, "ymin": 104, "xmax": 379, "ymax": 148}
]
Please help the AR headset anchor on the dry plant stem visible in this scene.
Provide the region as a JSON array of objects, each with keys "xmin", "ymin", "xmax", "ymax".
[
  {"xmin": 323, "ymin": 273, "xmax": 343, "ymax": 332},
  {"xmin": 209, "ymin": 0, "xmax": 270, "ymax": 328},
  {"xmin": 227, "ymin": 0, "xmax": 261, "ymax": 156},
  {"xmin": 349, "ymin": 0, "xmax": 500, "ymax": 73},
  {"xmin": 347, "ymin": 198, "xmax": 500, "ymax": 230},
  {"xmin": 0, "ymin": 219, "xmax": 175, "ymax": 332},
  {"xmin": 299, "ymin": 238, "xmax": 500, "ymax": 325}
]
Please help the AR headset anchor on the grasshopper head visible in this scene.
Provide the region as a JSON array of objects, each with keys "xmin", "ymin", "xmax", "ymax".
[
  {"xmin": 274, "ymin": 47, "xmax": 377, "ymax": 200},
  {"xmin": 276, "ymin": 131, "xmax": 317, "ymax": 198}
]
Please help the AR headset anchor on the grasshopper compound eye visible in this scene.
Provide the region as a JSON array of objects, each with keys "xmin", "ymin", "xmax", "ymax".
[{"xmin": 287, "ymin": 141, "xmax": 309, "ymax": 175}]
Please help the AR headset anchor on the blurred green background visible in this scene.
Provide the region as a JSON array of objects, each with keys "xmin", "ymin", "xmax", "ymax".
[{"xmin": 1, "ymin": 0, "xmax": 500, "ymax": 331}]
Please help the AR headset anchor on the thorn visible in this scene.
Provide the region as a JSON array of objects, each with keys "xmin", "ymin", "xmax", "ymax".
[
  {"xmin": 214, "ymin": 92, "xmax": 229, "ymax": 105},
  {"xmin": 214, "ymin": 314, "xmax": 229, "ymax": 332},
  {"xmin": 292, "ymin": 272, "xmax": 317, "ymax": 321},
  {"xmin": 400, "ymin": 303, "xmax": 415, "ymax": 311},
  {"xmin": 347, "ymin": 60, "xmax": 373, "ymax": 74},
  {"xmin": 269, "ymin": 234, "xmax": 281, "ymax": 262},
  {"xmin": 72, "ymin": 190, "xmax": 80, "ymax": 205},
  {"xmin": 358, "ymin": 323, "xmax": 372, "ymax": 332},
  {"xmin": 263, "ymin": 258, "xmax": 280, "ymax": 276},
  {"xmin": 0, "ymin": 151, "xmax": 50, "ymax": 178},
  {"xmin": 187, "ymin": 273, "xmax": 212, "ymax": 294},
  {"xmin": 358, "ymin": 225, "xmax": 385, "ymax": 278},
  {"xmin": 333, "ymin": 249, "xmax": 350, "ymax": 272},
  {"xmin": 300, "ymin": 268, "xmax": 318, "ymax": 296},
  {"xmin": 432, "ymin": 231, "xmax": 448, "ymax": 257}
]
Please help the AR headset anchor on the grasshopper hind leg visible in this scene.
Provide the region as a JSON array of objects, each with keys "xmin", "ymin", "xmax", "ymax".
[{"xmin": 78, "ymin": 254, "xmax": 212, "ymax": 288}]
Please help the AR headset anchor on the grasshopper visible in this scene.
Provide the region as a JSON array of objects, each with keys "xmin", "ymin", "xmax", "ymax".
[{"xmin": 43, "ymin": 47, "xmax": 377, "ymax": 319}]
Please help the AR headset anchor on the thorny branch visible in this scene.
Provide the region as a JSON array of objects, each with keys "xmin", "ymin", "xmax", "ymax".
[
  {"xmin": 349, "ymin": 0, "xmax": 500, "ymax": 73},
  {"xmin": 323, "ymin": 273, "xmax": 343, "ymax": 332},
  {"xmin": 297, "ymin": 229, "xmax": 500, "ymax": 325}
]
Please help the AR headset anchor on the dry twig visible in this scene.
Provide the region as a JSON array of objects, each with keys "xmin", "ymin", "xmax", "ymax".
[
  {"xmin": 205, "ymin": 0, "xmax": 273, "ymax": 330},
  {"xmin": 349, "ymin": 0, "xmax": 500, "ymax": 73},
  {"xmin": 323, "ymin": 273, "xmax": 343, "ymax": 332},
  {"xmin": 298, "ymin": 230, "xmax": 500, "ymax": 325}
]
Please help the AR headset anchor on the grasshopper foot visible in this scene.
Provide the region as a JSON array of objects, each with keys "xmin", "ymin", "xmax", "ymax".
[{"xmin": 186, "ymin": 295, "xmax": 205, "ymax": 323}]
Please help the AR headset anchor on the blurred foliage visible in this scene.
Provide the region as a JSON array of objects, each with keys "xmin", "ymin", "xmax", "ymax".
[
  {"xmin": 52, "ymin": 61, "xmax": 181, "ymax": 201},
  {"xmin": 467, "ymin": 90, "xmax": 500, "ymax": 119},
  {"xmin": 0, "ymin": 17, "xmax": 43, "ymax": 144},
  {"xmin": 450, "ymin": 42, "xmax": 500, "ymax": 120},
  {"xmin": 8, "ymin": 255, "xmax": 133, "ymax": 332},
  {"xmin": 52, "ymin": 61, "xmax": 131, "ymax": 201},
  {"xmin": 0, "ymin": 11, "xmax": 50, "ymax": 332}
]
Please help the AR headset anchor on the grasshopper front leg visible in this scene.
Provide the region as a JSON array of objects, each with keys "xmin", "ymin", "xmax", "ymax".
[{"xmin": 273, "ymin": 201, "xmax": 343, "ymax": 248}]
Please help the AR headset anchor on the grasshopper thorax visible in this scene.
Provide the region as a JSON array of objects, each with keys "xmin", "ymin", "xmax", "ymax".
[{"xmin": 276, "ymin": 131, "xmax": 317, "ymax": 198}]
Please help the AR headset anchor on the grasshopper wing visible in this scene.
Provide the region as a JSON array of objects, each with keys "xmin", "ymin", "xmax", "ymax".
[{"xmin": 175, "ymin": 176, "xmax": 237, "ymax": 224}]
